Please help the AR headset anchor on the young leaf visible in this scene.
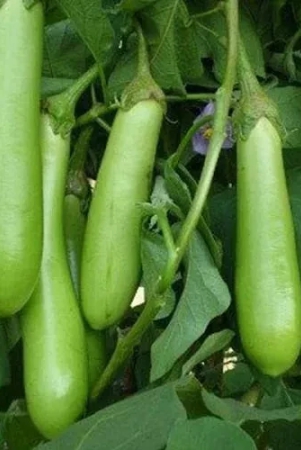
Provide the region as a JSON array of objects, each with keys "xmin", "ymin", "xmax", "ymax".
[
  {"xmin": 141, "ymin": 230, "xmax": 175, "ymax": 320},
  {"xmin": 150, "ymin": 231, "xmax": 231, "ymax": 382},
  {"xmin": 35, "ymin": 384, "xmax": 186, "ymax": 449},
  {"xmin": 182, "ymin": 329, "xmax": 235, "ymax": 375},
  {"xmin": 166, "ymin": 417, "xmax": 257, "ymax": 450},
  {"xmin": 164, "ymin": 161, "xmax": 192, "ymax": 214}
]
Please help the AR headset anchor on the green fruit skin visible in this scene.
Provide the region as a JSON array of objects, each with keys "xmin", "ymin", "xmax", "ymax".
[
  {"xmin": 236, "ymin": 117, "xmax": 301, "ymax": 377},
  {"xmin": 0, "ymin": 0, "xmax": 43, "ymax": 315},
  {"xmin": 81, "ymin": 99, "xmax": 163, "ymax": 330},
  {"xmin": 64, "ymin": 194, "xmax": 107, "ymax": 389},
  {"xmin": 21, "ymin": 114, "xmax": 88, "ymax": 439}
]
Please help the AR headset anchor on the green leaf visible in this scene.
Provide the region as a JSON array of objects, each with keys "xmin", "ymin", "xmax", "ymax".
[
  {"xmin": 150, "ymin": 231, "xmax": 231, "ymax": 382},
  {"xmin": 208, "ymin": 187, "xmax": 236, "ymax": 292},
  {"xmin": 107, "ymin": 34, "xmax": 137, "ymax": 99},
  {"xmin": 197, "ymin": 3, "xmax": 265, "ymax": 82},
  {"xmin": 23, "ymin": 0, "xmax": 39, "ymax": 8},
  {"xmin": 43, "ymin": 20, "xmax": 91, "ymax": 80},
  {"xmin": 269, "ymin": 87, "xmax": 301, "ymax": 148},
  {"xmin": 109, "ymin": 0, "xmax": 205, "ymax": 95},
  {"xmin": 108, "ymin": 0, "xmax": 205, "ymax": 97},
  {"xmin": 41, "ymin": 77, "xmax": 75, "ymax": 99},
  {"xmin": 141, "ymin": 230, "xmax": 175, "ymax": 320},
  {"xmin": 264, "ymin": 420, "xmax": 301, "ymax": 450},
  {"xmin": 35, "ymin": 383, "xmax": 186, "ymax": 449},
  {"xmin": 292, "ymin": 0, "xmax": 301, "ymax": 23},
  {"xmin": 166, "ymin": 417, "xmax": 257, "ymax": 450},
  {"xmin": 182, "ymin": 329, "xmax": 235, "ymax": 375},
  {"xmin": 118, "ymin": 0, "xmax": 157, "ymax": 12},
  {"xmin": 3, "ymin": 400, "xmax": 44, "ymax": 450},
  {"xmin": 140, "ymin": 0, "xmax": 204, "ymax": 92},
  {"xmin": 201, "ymin": 388, "xmax": 301, "ymax": 424},
  {"xmin": 272, "ymin": 0, "xmax": 289, "ymax": 29},
  {"xmin": 283, "ymin": 148, "xmax": 301, "ymax": 170},
  {"xmin": 150, "ymin": 175, "xmax": 180, "ymax": 214},
  {"xmin": 223, "ymin": 363, "xmax": 254, "ymax": 397},
  {"xmin": 176, "ymin": 375, "xmax": 209, "ymax": 419},
  {"xmin": 55, "ymin": 0, "xmax": 124, "ymax": 69},
  {"xmin": 260, "ymin": 383, "xmax": 300, "ymax": 410},
  {"xmin": 164, "ymin": 162, "xmax": 192, "ymax": 214}
]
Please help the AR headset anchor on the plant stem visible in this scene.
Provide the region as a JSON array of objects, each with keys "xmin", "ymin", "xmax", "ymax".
[
  {"xmin": 237, "ymin": 40, "xmax": 261, "ymax": 99},
  {"xmin": 47, "ymin": 64, "xmax": 100, "ymax": 136},
  {"xmin": 70, "ymin": 126, "xmax": 93, "ymax": 173},
  {"xmin": 76, "ymin": 103, "xmax": 118, "ymax": 128},
  {"xmin": 66, "ymin": 126, "xmax": 93, "ymax": 199},
  {"xmin": 165, "ymin": 93, "xmax": 216, "ymax": 102},
  {"xmin": 97, "ymin": 63, "xmax": 109, "ymax": 105},
  {"xmin": 284, "ymin": 28, "xmax": 301, "ymax": 80},
  {"xmin": 90, "ymin": 0, "xmax": 239, "ymax": 401},
  {"xmin": 171, "ymin": 0, "xmax": 239, "ymax": 276},
  {"xmin": 192, "ymin": 2, "xmax": 224, "ymax": 20},
  {"xmin": 170, "ymin": 115, "xmax": 213, "ymax": 168},
  {"xmin": 156, "ymin": 210, "xmax": 177, "ymax": 258},
  {"xmin": 96, "ymin": 117, "xmax": 111, "ymax": 133}
]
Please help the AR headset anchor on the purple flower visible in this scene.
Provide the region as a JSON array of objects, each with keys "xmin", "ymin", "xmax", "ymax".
[{"xmin": 192, "ymin": 101, "xmax": 234, "ymax": 155}]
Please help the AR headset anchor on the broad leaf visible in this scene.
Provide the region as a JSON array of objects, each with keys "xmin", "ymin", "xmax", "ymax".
[
  {"xmin": 108, "ymin": 0, "xmax": 205, "ymax": 96},
  {"xmin": 223, "ymin": 363, "xmax": 254, "ymax": 397},
  {"xmin": 151, "ymin": 230, "xmax": 231, "ymax": 382},
  {"xmin": 196, "ymin": 2, "xmax": 265, "ymax": 82},
  {"xmin": 182, "ymin": 329, "xmax": 235, "ymax": 375},
  {"xmin": 166, "ymin": 417, "xmax": 257, "ymax": 450},
  {"xmin": 41, "ymin": 77, "xmax": 75, "ymax": 98},
  {"xmin": 55, "ymin": 0, "xmax": 126, "ymax": 69},
  {"xmin": 35, "ymin": 383, "xmax": 186, "ymax": 449},
  {"xmin": 2, "ymin": 400, "xmax": 43, "ymax": 450},
  {"xmin": 142, "ymin": 0, "xmax": 204, "ymax": 92},
  {"xmin": 269, "ymin": 87, "xmax": 301, "ymax": 148},
  {"xmin": 264, "ymin": 420, "xmax": 301, "ymax": 450},
  {"xmin": 118, "ymin": 0, "xmax": 157, "ymax": 12},
  {"xmin": 164, "ymin": 162, "xmax": 192, "ymax": 214},
  {"xmin": 202, "ymin": 388, "xmax": 301, "ymax": 424},
  {"xmin": 43, "ymin": 20, "xmax": 91, "ymax": 79}
]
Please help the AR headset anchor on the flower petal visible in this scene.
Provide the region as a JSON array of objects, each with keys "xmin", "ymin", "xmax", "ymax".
[
  {"xmin": 202, "ymin": 101, "xmax": 215, "ymax": 116},
  {"xmin": 192, "ymin": 132, "xmax": 209, "ymax": 155},
  {"xmin": 222, "ymin": 121, "xmax": 235, "ymax": 148}
]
